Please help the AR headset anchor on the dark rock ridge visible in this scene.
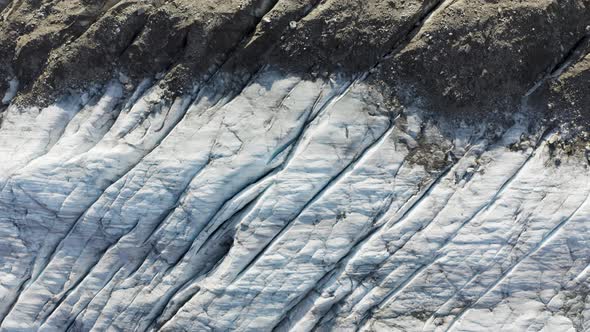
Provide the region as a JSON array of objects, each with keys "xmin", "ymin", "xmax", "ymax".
[{"xmin": 0, "ymin": 0, "xmax": 589, "ymax": 121}]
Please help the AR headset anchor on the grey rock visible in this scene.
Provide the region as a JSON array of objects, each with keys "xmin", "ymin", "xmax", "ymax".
[{"xmin": 0, "ymin": 1, "xmax": 590, "ymax": 331}]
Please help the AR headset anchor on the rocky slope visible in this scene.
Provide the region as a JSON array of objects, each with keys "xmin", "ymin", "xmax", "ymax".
[{"xmin": 1, "ymin": 1, "xmax": 590, "ymax": 331}]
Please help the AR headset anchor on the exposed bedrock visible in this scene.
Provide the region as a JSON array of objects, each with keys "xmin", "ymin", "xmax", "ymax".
[
  {"xmin": 0, "ymin": 1, "xmax": 590, "ymax": 331},
  {"xmin": 0, "ymin": 0, "xmax": 588, "ymax": 117}
]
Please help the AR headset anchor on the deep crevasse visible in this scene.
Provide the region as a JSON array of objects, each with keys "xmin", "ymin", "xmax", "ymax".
[{"xmin": 0, "ymin": 69, "xmax": 589, "ymax": 332}]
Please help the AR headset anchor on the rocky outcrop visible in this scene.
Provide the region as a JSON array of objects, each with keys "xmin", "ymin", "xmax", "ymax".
[
  {"xmin": 1, "ymin": 1, "xmax": 589, "ymax": 331},
  {"xmin": 378, "ymin": 0, "xmax": 590, "ymax": 113},
  {"xmin": 547, "ymin": 40, "xmax": 590, "ymax": 122},
  {"xmin": 2, "ymin": 0, "xmax": 588, "ymax": 115}
]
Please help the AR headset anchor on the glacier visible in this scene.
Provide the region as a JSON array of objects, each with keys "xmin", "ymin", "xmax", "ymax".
[
  {"xmin": 1, "ymin": 0, "xmax": 590, "ymax": 331},
  {"xmin": 0, "ymin": 68, "xmax": 589, "ymax": 331}
]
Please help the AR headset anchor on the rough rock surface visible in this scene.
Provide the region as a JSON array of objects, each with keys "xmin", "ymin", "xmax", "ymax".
[{"xmin": 1, "ymin": 1, "xmax": 590, "ymax": 331}]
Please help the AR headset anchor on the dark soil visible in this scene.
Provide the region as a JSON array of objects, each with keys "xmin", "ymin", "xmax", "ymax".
[{"xmin": 0, "ymin": 0, "xmax": 589, "ymax": 126}]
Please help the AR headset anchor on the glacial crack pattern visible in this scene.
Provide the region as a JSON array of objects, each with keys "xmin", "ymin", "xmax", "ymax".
[
  {"xmin": 1, "ymin": 0, "xmax": 590, "ymax": 331},
  {"xmin": 1, "ymin": 68, "xmax": 590, "ymax": 331}
]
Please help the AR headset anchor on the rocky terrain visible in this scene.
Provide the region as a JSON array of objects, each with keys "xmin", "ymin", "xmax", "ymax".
[{"xmin": 1, "ymin": 0, "xmax": 590, "ymax": 331}]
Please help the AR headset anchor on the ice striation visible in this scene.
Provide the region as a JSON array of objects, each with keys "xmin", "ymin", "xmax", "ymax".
[
  {"xmin": 1, "ymin": 0, "xmax": 590, "ymax": 331},
  {"xmin": 0, "ymin": 66, "xmax": 589, "ymax": 331}
]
